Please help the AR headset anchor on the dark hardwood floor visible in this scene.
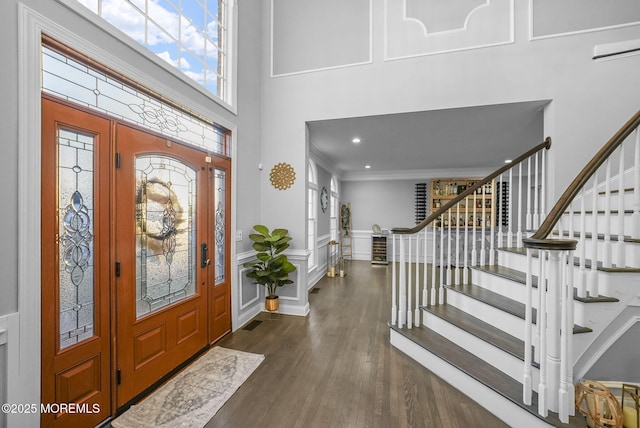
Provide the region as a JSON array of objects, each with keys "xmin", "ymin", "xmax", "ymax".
[{"xmin": 207, "ymin": 260, "xmax": 509, "ymax": 428}]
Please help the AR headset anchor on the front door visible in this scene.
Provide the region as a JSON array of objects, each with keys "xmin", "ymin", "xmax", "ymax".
[
  {"xmin": 114, "ymin": 124, "xmax": 212, "ymax": 406},
  {"xmin": 42, "ymin": 97, "xmax": 232, "ymax": 424}
]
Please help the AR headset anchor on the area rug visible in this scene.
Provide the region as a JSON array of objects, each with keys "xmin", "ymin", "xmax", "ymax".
[{"xmin": 112, "ymin": 347, "xmax": 264, "ymax": 428}]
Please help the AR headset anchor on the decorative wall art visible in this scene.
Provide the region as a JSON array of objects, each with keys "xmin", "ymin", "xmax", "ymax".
[{"xmin": 269, "ymin": 162, "xmax": 296, "ymax": 190}]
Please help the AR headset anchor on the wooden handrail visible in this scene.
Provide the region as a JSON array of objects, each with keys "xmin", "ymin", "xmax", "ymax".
[
  {"xmin": 530, "ymin": 110, "xmax": 640, "ymax": 240},
  {"xmin": 391, "ymin": 137, "xmax": 552, "ymax": 234}
]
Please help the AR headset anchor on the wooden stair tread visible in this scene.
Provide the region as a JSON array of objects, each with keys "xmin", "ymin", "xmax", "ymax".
[
  {"xmin": 423, "ymin": 303, "xmax": 524, "ymax": 359},
  {"xmin": 447, "ymin": 281, "xmax": 595, "ymax": 333},
  {"xmin": 390, "ymin": 323, "xmax": 587, "ymax": 427}
]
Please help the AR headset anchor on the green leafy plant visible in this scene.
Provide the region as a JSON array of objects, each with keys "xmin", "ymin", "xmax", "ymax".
[{"xmin": 243, "ymin": 225, "xmax": 297, "ymax": 297}]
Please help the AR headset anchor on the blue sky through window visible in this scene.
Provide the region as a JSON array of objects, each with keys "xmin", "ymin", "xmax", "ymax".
[{"xmin": 75, "ymin": 0, "xmax": 226, "ymax": 99}]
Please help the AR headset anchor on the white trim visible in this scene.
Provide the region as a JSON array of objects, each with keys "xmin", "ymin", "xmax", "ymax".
[
  {"xmin": 341, "ymin": 167, "xmax": 494, "ymax": 182},
  {"xmin": 402, "ymin": 0, "xmax": 490, "ymax": 37},
  {"xmin": 528, "ymin": 0, "xmax": 640, "ymax": 41},
  {"xmin": 269, "ymin": 0, "xmax": 373, "ymax": 78},
  {"xmin": 593, "ymin": 38, "xmax": 640, "ymax": 62},
  {"xmin": 16, "ymin": 5, "xmax": 43, "ymax": 425},
  {"xmin": 53, "ymin": 0, "xmax": 239, "ymax": 114},
  {"xmin": 237, "ymin": 267, "xmax": 261, "ymax": 311}
]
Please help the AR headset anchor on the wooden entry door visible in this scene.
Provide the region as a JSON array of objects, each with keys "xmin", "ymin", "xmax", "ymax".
[
  {"xmin": 41, "ymin": 98, "xmax": 112, "ymax": 427},
  {"xmin": 115, "ymin": 124, "xmax": 212, "ymax": 407}
]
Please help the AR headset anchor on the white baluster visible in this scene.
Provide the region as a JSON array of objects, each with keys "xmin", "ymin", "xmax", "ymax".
[
  {"xmin": 431, "ymin": 225, "xmax": 437, "ymax": 306},
  {"xmin": 392, "ymin": 234, "xmax": 397, "ymax": 326},
  {"xmin": 447, "ymin": 210, "xmax": 453, "ymax": 283},
  {"xmin": 407, "ymin": 235, "xmax": 412, "ymax": 329},
  {"xmin": 578, "ymin": 188, "xmax": 587, "ymax": 298},
  {"xmin": 455, "ymin": 204, "xmax": 461, "ymax": 284},
  {"xmin": 472, "ymin": 192, "xmax": 478, "ymax": 266},
  {"xmin": 464, "ymin": 196, "xmax": 470, "ymax": 284},
  {"xmin": 508, "ymin": 168, "xmax": 514, "ymax": 247},
  {"xmin": 541, "ymin": 148, "xmax": 547, "ymax": 221},
  {"xmin": 490, "ymin": 181, "xmax": 496, "ymax": 265},
  {"xmin": 423, "ymin": 228, "xmax": 428, "ymax": 307},
  {"xmin": 588, "ymin": 173, "xmax": 599, "ymax": 297},
  {"xmin": 634, "ymin": 129, "xmax": 640, "ymax": 240},
  {"xmin": 399, "ymin": 235, "xmax": 406, "ymax": 327},
  {"xmin": 604, "ymin": 158, "xmax": 612, "ymax": 268},
  {"xmin": 415, "ymin": 233, "xmax": 421, "ymax": 326},
  {"xmin": 558, "ymin": 250, "xmax": 571, "ymax": 423},
  {"xmin": 523, "ymin": 248, "xmax": 534, "ymax": 405},
  {"xmin": 537, "ymin": 252, "xmax": 548, "ymax": 417},
  {"xmin": 527, "ymin": 156, "xmax": 532, "ymax": 231},
  {"xmin": 546, "ymin": 251, "xmax": 562, "ymax": 414},
  {"xmin": 534, "ymin": 152, "xmax": 540, "ymax": 229},
  {"xmin": 439, "ymin": 221, "xmax": 445, "ymax": 305},
  {"xmin": 498, "ymin": 174, "xmax": 504, "ymax": 248},
  {"xmin": 481, "ymin": 188, "xmax": 487, "ymax": 263},
  {"xmin": 517, "ymin": 163, "xmax": 523, "ymax": 247},
  {"xmin": 617, "ymin": 145, "xmax": 626, "ymax": 267}
]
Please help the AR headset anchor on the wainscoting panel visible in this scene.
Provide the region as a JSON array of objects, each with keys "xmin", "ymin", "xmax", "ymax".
[
  {"xmin": 530, "ymin": 0, "xmax": 640, "ymax": 39},
  {"xmin": 385, "ymin": 0, "xmax": 514, "ymax": 60},
  {"xmin": 0, "ymin": 312, "xmax": 19, "ymax": 428},
  {"xmin": 0, "ymin": 320, "xmax": 6, "ymax": 428},
  {"xmin": 271, "ymin": 0, "xmax": 372, "ymax": 76}
]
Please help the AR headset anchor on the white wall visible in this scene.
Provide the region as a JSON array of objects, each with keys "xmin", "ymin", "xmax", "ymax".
[{"xmin": 259, "ymin": 0, "xmax": 640, "ymax": 260}]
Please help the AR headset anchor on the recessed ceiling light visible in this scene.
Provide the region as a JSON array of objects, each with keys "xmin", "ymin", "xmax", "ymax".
[
  {"xmin": 352, "ymin": 138, "xmax": 361, "ymax": 144},
  {"xmin": 505, "ymin": 159, "xmax": 512, "ymax": 163},
  {"xmin": 365, "ymin": 165, "xmax": 371, "ymax": 169}
]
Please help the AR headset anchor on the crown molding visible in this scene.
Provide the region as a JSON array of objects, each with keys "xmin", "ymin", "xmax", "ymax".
[{"xmin": 341, "ymin": 167, "xmax": 494, "ymax": 182}]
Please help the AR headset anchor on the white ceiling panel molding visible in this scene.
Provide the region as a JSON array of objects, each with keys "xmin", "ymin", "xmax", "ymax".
[
  {"xmin": 271, "ymin": 0, "xmax": 372, "ymax": 77},
  {"xmin": 384, "ymin": 0, "xmax": 514, "ymax": 61},
  {"xmin": 529, "ymin": 0, "xmax": 640, "ymax": 41}
]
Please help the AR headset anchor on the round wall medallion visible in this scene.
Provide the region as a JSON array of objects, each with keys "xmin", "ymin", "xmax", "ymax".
[{"xmin": 269, "ymin": 162, "xmax": 296, "ymax": 190}]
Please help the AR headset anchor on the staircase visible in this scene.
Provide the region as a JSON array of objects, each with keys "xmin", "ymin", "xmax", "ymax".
[{"xmin": 388, "ymin": 112, "xmax": 640, "ymax": 427}]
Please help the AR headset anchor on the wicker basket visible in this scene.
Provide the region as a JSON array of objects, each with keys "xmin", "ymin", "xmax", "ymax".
[{"xmin": 575, "ymin": 380, "xmax": 622, "ymax": 428}]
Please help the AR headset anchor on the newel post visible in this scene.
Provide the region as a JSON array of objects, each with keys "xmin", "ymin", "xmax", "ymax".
[{"xmin": 522, "ymin": 237, "xmax": 577, "ymax": 423}]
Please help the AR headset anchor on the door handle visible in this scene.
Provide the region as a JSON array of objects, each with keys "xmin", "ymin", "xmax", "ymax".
[{"xmin": 201, "ymin": 243, "xmax": 211, "ymax": 268}]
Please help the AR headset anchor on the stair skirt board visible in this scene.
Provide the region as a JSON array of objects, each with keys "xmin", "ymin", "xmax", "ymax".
[
  {"xmin": 446, "ymin": 291, "xmax": 526, "ymax": 340},
  {"xmin": 390, "ymin": 329, "xmax": 553, "ymax": 428},
  {"xmin": 421, "ymin": 309, "xmax": 538, "ymax": 386}
]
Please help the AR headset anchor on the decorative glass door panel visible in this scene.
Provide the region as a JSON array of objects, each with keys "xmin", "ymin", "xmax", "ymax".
[
  {"xmin": 57, "ymin": 128, "xmax": 96, "ymax": 349},
  {"xmin": 135, "ymin": 156, "xmax": 197, "ymax": 318},
  {"xmin": 214, "ymin": 168, "xmax": 226, "ymax": 285}
]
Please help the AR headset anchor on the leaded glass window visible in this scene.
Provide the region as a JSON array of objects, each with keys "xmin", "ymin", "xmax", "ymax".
[
  {"xmin": 214, "ymin": 168, "xmax": 225, "ymax": 285},
  {"xmin": 42, "ymin": 45, "xmax": 230, "ymax": 156},
  {"xmin": 73, "ymin": 0, "xmax": 229, "ymax": 101},
  {"xmin": 135, "ymin": 155, "xmax": 197, "ymax": 318},
  {"xmin": 58, "ymin": 128, "xmax": 96, "ymax": 349}
]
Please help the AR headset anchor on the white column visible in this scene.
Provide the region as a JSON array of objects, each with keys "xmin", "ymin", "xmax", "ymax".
[
  {"xmin": 399, "ymin": 235, "xmax": 406, "ymax": 327},
  {"xmin": 407, "ymin": 235, "xmax": 412, "ymax": 329},
  {"xmin": 523, "ymin": 249, "xmax": 534, "ymax": 405},
  {"xmin": 537, "ymin": 253, "xmax": 548, "ymax": 417},
  {"xmin": 545, "ymin": 251, "xmax": 562, "ymax": 414},
  {"xmin": 517, "ymin": 163, "xmax": 523, "ymax": 247}
]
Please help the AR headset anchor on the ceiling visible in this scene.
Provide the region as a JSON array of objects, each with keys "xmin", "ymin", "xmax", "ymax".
[{"xmin": 308, "ymin": 100, "xmax": 549, "ymax": 181}]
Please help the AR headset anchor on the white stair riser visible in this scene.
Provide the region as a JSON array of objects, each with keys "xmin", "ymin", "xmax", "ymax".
[
  {"xmin": 557, "ymin": 212, "xmax": 636, "ymax": 237},
  {"xmin": 390, "ymin": 330, "xmax": 551, "ymax": 428},
  {"xmin": 421, "ymin": 309, "xmax": 538, "ymax": 386},
  {"xmin": 470, "ymin": 268, "xmax": 526, "ymax": 303},
  {"xmin": 498, "ymin": 241, "xmax": 639, "ymax": 272},
  {"xmin": 446, "ymin": 289, "xmax": 526, "ymax": 340}
]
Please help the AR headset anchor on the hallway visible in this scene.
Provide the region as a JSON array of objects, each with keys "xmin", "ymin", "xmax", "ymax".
[{"xmin": 207, "ymin": 261, "xmax": 508, "ymax": 427}]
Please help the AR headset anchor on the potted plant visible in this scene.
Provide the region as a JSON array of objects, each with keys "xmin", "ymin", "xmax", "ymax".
[{"xmin": 243, "ymin": 225, "xmax": 297, "ymax": 312}]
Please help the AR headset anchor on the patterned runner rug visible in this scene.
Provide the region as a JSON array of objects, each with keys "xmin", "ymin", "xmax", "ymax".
[{"xmin": 112, "ymin": 347, "xmax": 264, "ymax": 428}]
